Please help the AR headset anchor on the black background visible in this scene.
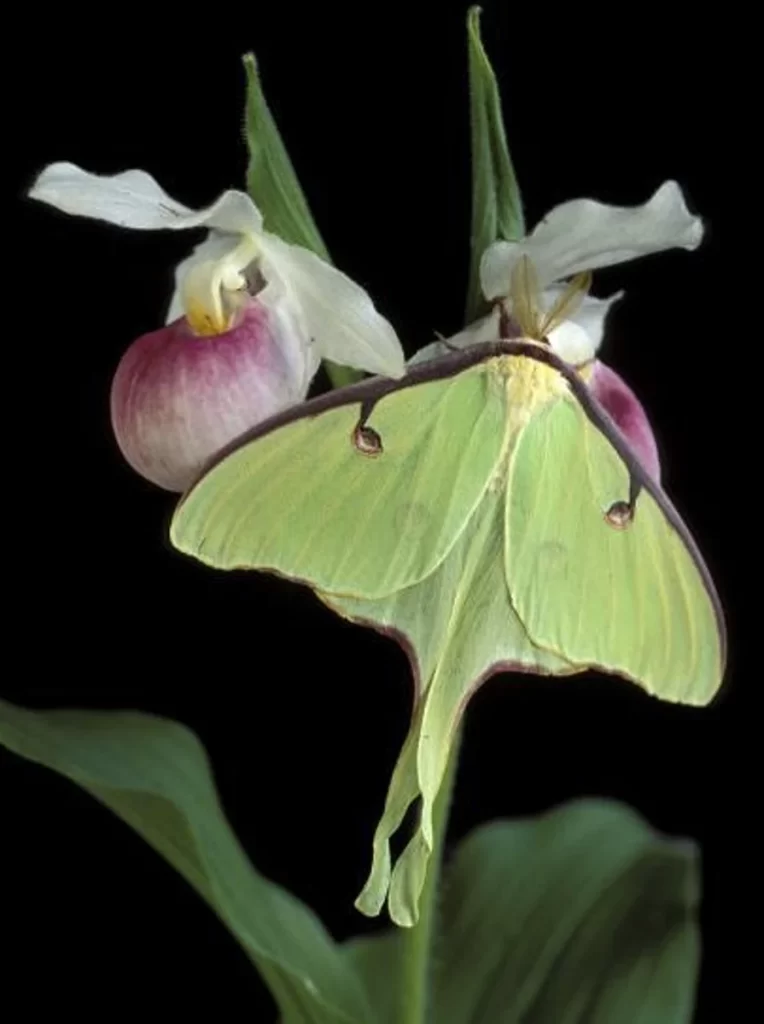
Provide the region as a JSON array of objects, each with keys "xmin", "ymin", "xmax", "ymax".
[{"xmin": 5, "ymin": 5, "xmax": 743, "ymax": 1021}]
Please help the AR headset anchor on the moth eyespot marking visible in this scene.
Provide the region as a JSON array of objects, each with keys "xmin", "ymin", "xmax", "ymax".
[
  {"xmin": 604, "ymin": 500, "xmax": 634, "ymax": 529},
  {"xmin": 353, "ymin": 424, "xmax": 383, "ymax": 456}
]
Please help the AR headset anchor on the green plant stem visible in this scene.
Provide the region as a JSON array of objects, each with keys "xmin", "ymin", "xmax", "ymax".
[{"xmin": 400, "ymin": 725, "xmax": 463, "ymax": 1024}]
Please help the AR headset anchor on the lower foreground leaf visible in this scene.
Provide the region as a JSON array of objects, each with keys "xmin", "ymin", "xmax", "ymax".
[
  {"xmin": 345, "ymin": 799, "xmax": 700, "ymax": 1023},
  {"xmin": 0, "ymin": 698, "xmax": 374, "ymax": 1024}
]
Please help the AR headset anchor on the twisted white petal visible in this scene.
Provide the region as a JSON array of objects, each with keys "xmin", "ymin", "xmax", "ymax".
[
  {"xmin": 480, "ymin": 180, "xmax": 703, "ymax": 299},
  {"xmin": 260, "ymin": 235, "xmax": 405, "ymax": 379},
  {"xmin": 543, "ymin": 286, "xmax": 624, "ymax": 362},
  {"xmin": 29, "ymin": 162, "xmax": 263, "ymax": 235}
]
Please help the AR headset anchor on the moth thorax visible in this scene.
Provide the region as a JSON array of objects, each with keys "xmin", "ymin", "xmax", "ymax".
[{"xmin": 501, "ymin": 355, "xmax": 566, "ymax": 430}]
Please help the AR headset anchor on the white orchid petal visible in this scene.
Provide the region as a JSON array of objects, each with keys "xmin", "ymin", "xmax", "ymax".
[
  {"xmin": 541, "ymin": 285, "xmax": 624, "ymax": 357},
  {"xmin": 566, "ymin": 289, "xmax": 624, "ymax": 351},
  {"xmin": 166, "ymin": 292, "xmax": 184, "ymax": 325},
  {"xmin": 528, "ymin": 180, "xmax": 703, "ymax": 284},
  {"xmin": 408, "ymin": 341, "xmax": 449, "ymax": 366},
  {"xmin": 480, "ymin": 180, "xmax": 702, "ymax": 298},
  {"xmin": 29, "ymin": 162, "xmax": 263, "ymax": 235},
  {"xmin": 259, "ymin": 235, "xmax": 405, "ymax": 379},
  {"xmin": 408, "ymin": 311, "xmax": 500, "ymax": 366},
  {"xmin": 257, "ymin": 279, "xmax": 322, "ymax": 396},
  {"xmin": 480, "ymin": 241, "xmax": 520, "ymax": 301},
  {"xmin": 447, "ymin": 309, "xmax": 502, "ymax": 349},
  {"xmin": 546, "ymin": 320, "xmax": 597, "ymax": 365}
]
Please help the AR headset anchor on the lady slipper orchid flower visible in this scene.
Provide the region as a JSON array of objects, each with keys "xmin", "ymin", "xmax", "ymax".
[
  {"xmin": 30, "ymin": 162, "xmax": 405, "ymax": 491},
  {"xmin": 414, "ymin": 180, "xmax": 702, "ymax": 480},
  {"xmin": 480, "ymin": 178, "xmax": 703, "ymax": 365}
]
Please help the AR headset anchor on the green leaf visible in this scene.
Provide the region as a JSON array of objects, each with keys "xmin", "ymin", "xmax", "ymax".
[
  {"xmin": 341, "ymin": 800, "xmax": 699, "ymax": 1023},
  {"xmin": 344, "ymin": 931, "xmax": 404, "ymax": 1024},
  {"xmin": 434, "ymin": 799, "xmax": 700, "ymax": 1023},
  {"xmin": 0, "ymin": 698, "xmax": 375, "ymax": 1024},
  {"xmin": 243, "ymin": 52, "xmax": 330, "ymax": 260},
  {"xmin": 466, "ymin": 6, "xmax": 525, "ymax": 323},
  {"xmin": 242, "ymin": 53, "xmax": 362, "ymax": 390}
]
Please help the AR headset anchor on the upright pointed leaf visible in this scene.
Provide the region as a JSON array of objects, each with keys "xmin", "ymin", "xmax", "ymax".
[
  {"xmin": 243, "ymin": 53, "xmax": 362, "ymax": 389},
  {"xmin": 0, "ymin": 698, "xmax": 374, "ymax": 1024},
  {"xmin": 466, "ymin": 6, "xmax": 525, "ymax": 322},
  {"xmin": 243, "ymin": 53, "xmax": 330, "ymax": 260},
  {"xmin": 342, "ymin": 799, "xmax": 699, "ymax": 1022}
]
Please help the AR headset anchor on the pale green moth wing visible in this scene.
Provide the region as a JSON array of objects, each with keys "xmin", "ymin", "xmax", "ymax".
[
  {"xmin": 170, "ymin": 359, "xmax": 506, "ymax": 600},
  {"xmin": 170, "ymin": 338, "xmax": 724, "ymax": 927},
  {"xmin": 505, "ymin": 351, "xmax": 726, "ymax": 704},
  {"xmin": 321, "ymin": 483, "xmax": 578, "ymax": 926}
]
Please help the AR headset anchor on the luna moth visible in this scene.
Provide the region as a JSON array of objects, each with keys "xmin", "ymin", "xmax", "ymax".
[{"xmin": 169, "ymin": 264, "xmax": 725, "ymax": 925}]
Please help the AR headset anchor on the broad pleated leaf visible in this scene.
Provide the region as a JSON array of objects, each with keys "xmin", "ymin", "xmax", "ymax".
[
  {"xmin": 434, "ymin": 799, "xmax": 700, "ymax": 1022},
  {"xmin": 0, "ymin": 698, "xmax": 374, "ymax": 1024},
  {"xmin": 343, "ymin": 800, "xmax": 700, "ymax": 1023}
]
